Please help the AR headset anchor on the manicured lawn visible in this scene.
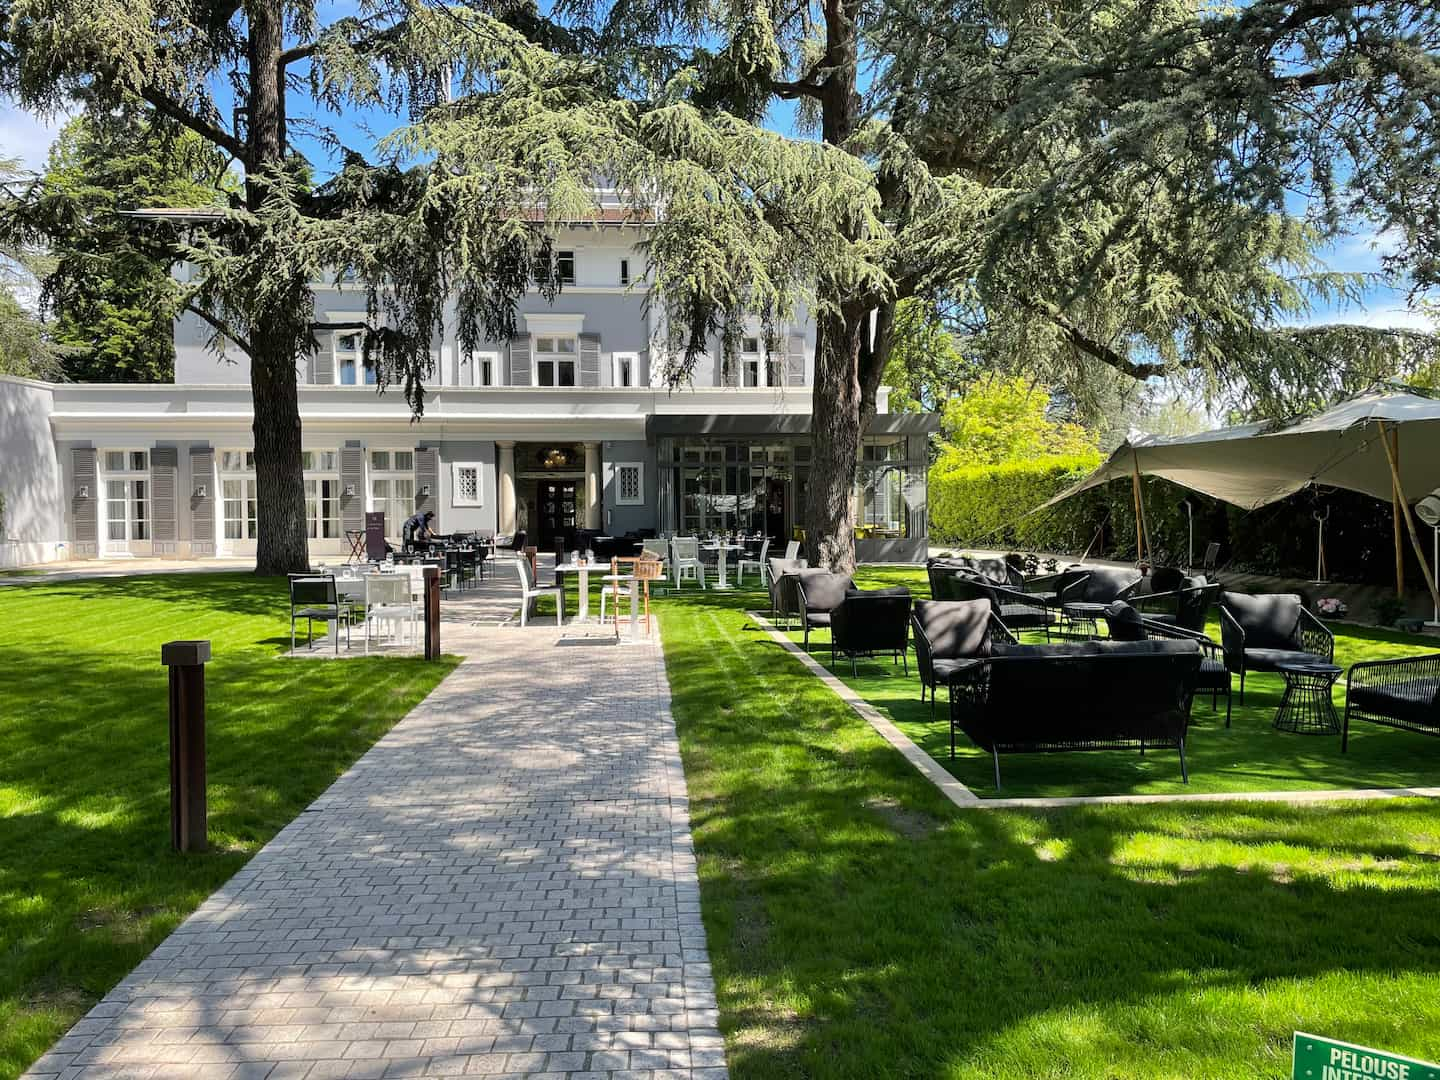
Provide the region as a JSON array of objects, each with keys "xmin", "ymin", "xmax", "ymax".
[
  {"xmin": 653, "ymin": 582, "xmax": 1440, "ymax": 1078},
  {"xmin": 781, "ymin": 566, "xmax": 1440, "ymax": 797},
  {"xmin": 0, "ymin": 574, "xmax": 457, "ymax": 1080}
]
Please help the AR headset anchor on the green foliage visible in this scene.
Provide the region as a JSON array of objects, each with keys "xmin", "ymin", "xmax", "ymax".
[
  {"xmin": 28, "ymin": 112, "xmax": 236, "ymax": 382},
  {"xmin": 1373, "ymin": 595, "xmax": 1408, "ymax": 628},
  {"xmin": 0, "ymin": 288, "xmax": 65, "ymax": 380},
  {"xmin": 937, "ymin": 377, "xmax": 1099, "ymax": 468},
  {"xmin": 881, "ymin": 298, "xmax": 976, "ymax": 412},
  {"xmin": 929, "ymin": 452, "xmax": 1101, "ymax": 549}
]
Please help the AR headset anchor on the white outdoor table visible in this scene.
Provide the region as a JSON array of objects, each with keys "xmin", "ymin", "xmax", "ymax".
[
  {"xmin": 700, "ymin": 544, "xmax": 745, "ymax": 589},
  {"xmin": 553, "ymin": 561, "xmax": 596, "ymax": 621}
]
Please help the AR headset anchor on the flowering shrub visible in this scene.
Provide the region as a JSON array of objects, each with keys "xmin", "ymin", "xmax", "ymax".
[{"xmin": 1316, "ymin": 597, "xmax": 1348, "ymax": 617}]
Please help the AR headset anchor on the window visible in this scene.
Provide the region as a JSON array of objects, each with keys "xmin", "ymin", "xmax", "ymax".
[
  {"xmin": 304, "ymin": 449, "xmax": 340, "ymax": 539},
  {"xmin": 220, "ymin": 450, "xmax": 254, "ymax": 472},
  {"xmin": 741, "ymin": 336, "xmax": 764, "ymax": 388},
  {"xmin": 535, "ymin": 336, "xmax": 577, "ymax": 387},
  {"xmin": 556, "ymin": 250, "xmax": 575, "ymax": 285},
  {"xmin": 452, "ymin": 463, "xmax": 483, "ymax": 507},
  {"xmin": 219, "ymin": 448, "xmax": 256, "ymax": 541},
  {"xmin": 612, "ymin": 352, "xmax": 637, "ymax": 387},
  {"xmin": 457, "ymin": 349, "xmax": 499, "ymax": 386},
  {"xmin": 101, "ymin": 450, "xmax": 150, "ymax": 545},
  {"xmin": 614, "ymin": 462, "xmax": 644, "ymax": 506},
  {"xmin": 619, "ymin": 258, "xmax": 630, "ymax": 285},
  {"xmin": 336, "ymin": 331, "xmax": 376, "ymax": 386},
  {"xmin": 370, "ymin": 449, "xmax": 415, "ymax": 533}
]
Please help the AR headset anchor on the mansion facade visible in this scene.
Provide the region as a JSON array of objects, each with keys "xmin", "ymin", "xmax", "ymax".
[{"xmin": 0, "ymin": 222, "xmax": 935, "ymax": 569}]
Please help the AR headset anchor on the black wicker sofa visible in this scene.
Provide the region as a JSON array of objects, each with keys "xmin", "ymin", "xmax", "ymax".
[
  {"xmin": 949, "ymin": 639, "xmax": 1203, "ymax": 788},
  {"xmin": 1343, "ymin": 653, "xmax": 1440, "ymax": 751}
]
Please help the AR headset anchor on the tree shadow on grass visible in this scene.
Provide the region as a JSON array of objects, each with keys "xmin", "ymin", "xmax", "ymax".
[{"xmin": 658, "ymin": 604, "xmax": 1440, "ymax": 1077}]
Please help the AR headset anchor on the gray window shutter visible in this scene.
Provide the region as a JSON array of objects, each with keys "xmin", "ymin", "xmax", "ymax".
[
  {"xmin": 150, "ymin": 446, "xmax": 179, "ymax": 546},
  {"xmin": 71, "ymin": 448, "xmax": 98, "ymax": 555},
  {"xmin": 786, "ymin": 333, "xmax": 806, "ymax": 387},
  {"xmin": 340, "ymin": 446, "xmax": 365, "ymax": 533},
  {"xmin": 507, "ymin": 334, "xmax": 532, "ymax": 386},
  {"xmin": 190, "ymin": 447, "xmax": 215, "ymax": 553},
  {"xmin": 311, "ymin": 336, "xmax": 335, "ymax": 385},
  {"xmin": 415, "ymin": 447, "xmax": 440, "ymax": 530},
  {"xmin": 579, "ymin": 332, "xmax": 602, "ymax": 386}
]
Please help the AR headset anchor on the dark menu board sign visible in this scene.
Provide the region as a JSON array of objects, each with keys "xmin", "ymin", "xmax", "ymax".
[{"xmin": 365, "ymin": 511, "xmax": 387, "ymax": 561}]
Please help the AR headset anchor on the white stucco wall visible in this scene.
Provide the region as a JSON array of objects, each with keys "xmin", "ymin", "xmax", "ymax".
[{"xmin": 0, "ymin": 376, "xmax": 66, "ymax": 566}]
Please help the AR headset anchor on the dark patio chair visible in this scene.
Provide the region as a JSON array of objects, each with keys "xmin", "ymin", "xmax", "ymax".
[
  {"xmin": 911, "ymin": 599, "xmax": 1017, "ymax": 719},
  {"xmin": 832, "ymin": 586, "xmax": 913, "ymax": 675},
  {"xmin": 1218, "ymin": 591, "xmax": 1335, "ymax": 705},
  {"xmin": 932, "ymin": 567, "xmax": 1052, "ymax": 638},
  {"xmin": 289, "ymin": 574, "xmax": 350, "ymax": 654},
  {"xmin": 1343, "ymin": 653, "xmax": 1440, "ymax": 752},
  {"xmin": 1131, "ymin": 575, "xmax": 1220, "ymax": 633},
  {"xmin": 1105, "ymin": 600, "xmax": 1232, "ymax": 723},
  {"xmin": 793, "ymin": 569, "xmax": 854, "ymax": 648},
  {"xmin": 767, "ymin": 556, "xmax": 807, "ymax": 626}
]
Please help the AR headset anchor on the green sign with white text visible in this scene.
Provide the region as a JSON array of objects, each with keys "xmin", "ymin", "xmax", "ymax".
[{"xmin": 1293, "ymin": 1033, "xmax": 1440, "ymax": 1080}]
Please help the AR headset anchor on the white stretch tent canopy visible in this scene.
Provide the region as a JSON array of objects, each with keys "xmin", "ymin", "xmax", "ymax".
[{"xmin": 1043, "ymin": 388, "xmax": 1440, "ymax": 512}]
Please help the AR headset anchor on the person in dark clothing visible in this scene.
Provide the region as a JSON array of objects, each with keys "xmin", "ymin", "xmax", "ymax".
[{"xmin": 402, "ymin": 510, "xmax": 435, "ymax": 552}]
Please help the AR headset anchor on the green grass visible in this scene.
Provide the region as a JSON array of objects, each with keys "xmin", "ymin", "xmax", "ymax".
[
  {"xmin": 653, "ymin": 581, "xmax": 1440, "ymax": 1078},
  {"xmin": 777, "ymin": 566, "xmax": 1440, "ymax": 797},
  {"xmin": 0, "ymin": 574, "xmax": 456, "ymax": 1080}
]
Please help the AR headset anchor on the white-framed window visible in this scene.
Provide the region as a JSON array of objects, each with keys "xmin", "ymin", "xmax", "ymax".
[
  {"xmin": 451, "ymin": 462, "xmax": 484, "ymax": 507},
  {"xmin": 741, "ymin": 336, "xmax": 766, "ymax": 388},
  {"xmin": 303, "ymin": 450, "xmax": 341, "ymax": 540},
  {"xmin": 614, "ymin": 462, "xmax": 644, "ymax": 506},
  {"xmin": 535, "ymin": 335, "xmax": 578, "ymax": 387},
  {"xmin": 336, "ymin": 330, "xmax": 376, "ymax": 386},
  {"xmin": 556, "ymin": 250, "xmax": 576, "ymax": 285},
  {"xmin": 619, "ymin": 258, "xmax": 630, "ymax": 286},
  {"xmin": 219, "ymin": 448, "xmax": 256, "ymax": 541},
  {"xmin": 457, "ymin": 349, "xmax": 499, "ymax": 387},
  {"xmin": 100, "ymin": 449, "xmax": 150, "ymax": 545},
  {"xmin": 369, "ymin": 449, "xmax": 415, "ymax": 533},
  {"xmin": 612, "ymin": 351, "xmax": 638, "ymax": 388}
]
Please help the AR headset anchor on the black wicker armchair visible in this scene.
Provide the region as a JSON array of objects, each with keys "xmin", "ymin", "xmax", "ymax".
[
  {"xmin": 911, "ymin": 599, "xmax": 1018, "ymax": 719},
  {"xmin": 932, "ymin": 566, "xmax": 1052, "ymax": 637},
  {"xmin": 1130, "ymin": 577, "xmax": 1220, "ymax": 633},
  {"xmin": 949, "ymin": 639, "xmax": 1203, "ymax": 788},
  {"xmin": 1219, "ymin": 591, "xmax": 1335, "ymax": 704},
  {"xmin": 1105, "ymin": 601, "xmax": 1232, "ymax": 724},
  {"xmin": 832, "ymin": 586, "xmax": 913, "ymax": 674},
  {"xmin": 1343, "ymin": 653, "xmax": 1440, "ymax": 752},
  {"xmin": 766, "ymin": 557, "xmax": 807, "ymax": 626},
  {"xmin": 793, "ymin": 569, "xmax": 854, "ymax": 648}
]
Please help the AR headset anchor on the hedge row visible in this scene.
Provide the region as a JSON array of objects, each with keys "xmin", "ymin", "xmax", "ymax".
[{"xmin": 929, "ymin": 454, "xmax": 1102, "ymax": 553}]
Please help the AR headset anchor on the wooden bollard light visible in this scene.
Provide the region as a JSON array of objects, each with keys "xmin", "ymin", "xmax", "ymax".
[
  {"xmin": 161, "ymin": 639, "xmax": 209, "ymax": 852},
  {"xmin": 422, "ymin": 564, "xmax": 442, "ymax": 660}
]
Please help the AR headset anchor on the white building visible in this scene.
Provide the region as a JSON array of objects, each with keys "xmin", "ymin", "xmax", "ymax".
[{"xmin": 0, "ymin": 219, "xmax": 934, "ymax": 568}]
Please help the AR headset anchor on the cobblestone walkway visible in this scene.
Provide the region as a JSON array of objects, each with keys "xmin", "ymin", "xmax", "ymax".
[{"xmin": 28, "ymin": 570, "xmax": 726, "ymax": 1080}]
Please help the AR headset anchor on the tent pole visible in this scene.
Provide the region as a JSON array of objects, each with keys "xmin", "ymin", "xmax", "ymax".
[
  {"xmin": 1391, "ymin": 426, "xmax": 1405, "ymax": 598},
  {"xmin": 1378, "ymin": 421, "xmax": 1440, "ymax": 618},
  {"xmin": 1130, "ymin": 448, "xmax": 1147, "ymax": 564}
]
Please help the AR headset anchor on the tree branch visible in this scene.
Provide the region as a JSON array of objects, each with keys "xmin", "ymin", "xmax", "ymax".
[
  {"xmin": 186, "ymin": 302, "xmax": 253, "ymax": 356},
  {"xmin": 1027, "ymin": 299, "xmax": 1169, "ymax": 379},
  {"xmin": 139, "ymin": 88, "xmax": 248, "ymax": 164}
]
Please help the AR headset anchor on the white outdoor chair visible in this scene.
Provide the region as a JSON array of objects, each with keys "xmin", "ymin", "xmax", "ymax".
[
  {"xmin": 516, "ymin": 553, "xmax": 563, "ymax": 627},
  {"xmin": 737, "ymin": 537, "xmax": 771, "ymax": 586},
  {"xmin": 364, "ymin": 573, "xmax": 418, "ymax": 654},
  {"xmin": 784, "ymin": 540, "xmax": 801, "ymax": 560},
  {"xmin": 670, "ymin": 536, "xmax": 705, "ymax": 589}
]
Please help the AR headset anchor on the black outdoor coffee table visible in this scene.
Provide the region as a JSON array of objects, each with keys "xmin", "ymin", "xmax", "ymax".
[
  {"xmin": 1059, "ymin": 601, "xmax": 1107, "ymax": 641},
  {"xmin": 1273, "ymin": 660, "xmax": 1343, "ymax": 734}
]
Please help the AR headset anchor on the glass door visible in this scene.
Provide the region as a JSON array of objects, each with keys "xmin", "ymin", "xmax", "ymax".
[{"xmin": 101, "ymin": 450, "xmax": 151, "ymax": 555}]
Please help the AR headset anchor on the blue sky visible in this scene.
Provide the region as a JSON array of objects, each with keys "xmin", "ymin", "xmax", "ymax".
[{"xmin": 0, "ymin": 64, "xmax": 1431, "ymax": 333}]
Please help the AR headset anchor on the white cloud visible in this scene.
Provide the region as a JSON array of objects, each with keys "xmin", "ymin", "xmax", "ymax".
[{"xmin": 0, "ymin": 101, "xmax": 72, "ymax": 173}]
